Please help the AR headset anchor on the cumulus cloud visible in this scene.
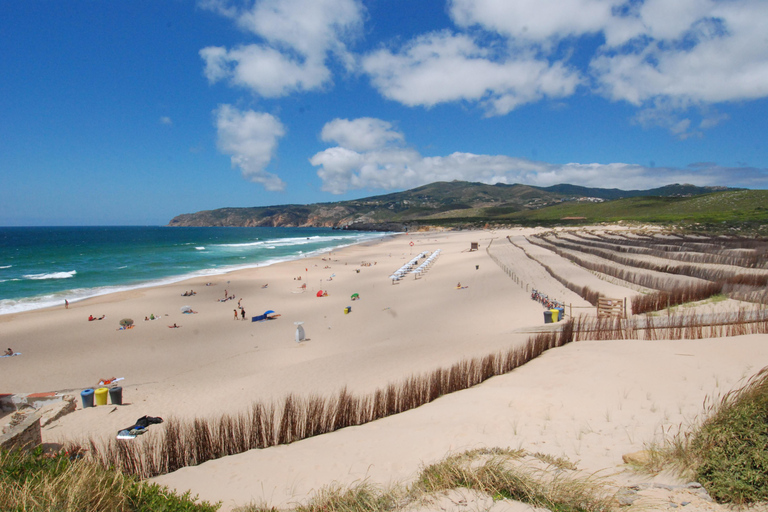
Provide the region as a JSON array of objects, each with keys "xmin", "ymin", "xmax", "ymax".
[
  {"xmin": 159, "ymin": 116, "xmax": 173, "ymax": 126},
  {"xmin": 320, "ymin": 118, "xmax": 404, "ymax": 152},
  {"xmin": 200, "ymin": 0, "xmax": 363, "ymax": 97},
  {"xmin": 215, "ymin": 105, "xmax": 286, "ymax": 191},
  {"xmin": 358, "ymin": 0, "xmax": 768, "ymax": 130},
  {"xmin": 362, "ymin": 31, "xmax": 582, "ymax": 115},
  {"xmin": 311, "ymin": 117, "xmax": 768, "ymax": 193}
]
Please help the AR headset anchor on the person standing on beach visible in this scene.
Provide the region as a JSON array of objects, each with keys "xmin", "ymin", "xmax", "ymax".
[
  {"xmin": 234, "ymin": 309, "xmax": 238, "ymax": 320},
  {"xmin": 65, "ymin": 299, "xmax": 68, "ymax": 309},
  {"xmin": 241, "ymin": 308, "xmax": 246, "ymax": 320}
]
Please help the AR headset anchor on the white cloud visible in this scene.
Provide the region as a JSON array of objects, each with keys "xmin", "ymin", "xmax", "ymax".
[
  {"xmin": 201, "ymin": 44, "xmax": 330, "ymax": 97},
  {"xmin": 362, "ymin": 31, "xmax": 581, "ymax": 115},
  {"xmin": 362, "ymin": 0, "xmax": 768, "ymax": 131},
  {"xmin": 159, "ymin": 116, "xmax": 173, "ymax": 126},
  {"xmin": 201, "ymin": 0, "xmax": 363, "ymax": 97},
  {"xmin": 592, "ymin": 1, "xmax": 768, "ymax": 106},
  {"xmin": 320, "ymin": 118, "xmax": 404, "ymax": 152},
  {"xmin": 311, "ymin": 117, "xmax": 768, "ymax": 193},
  {"xmin": 215, "ymin": 105, "xmax": 286, "ymax": 191},
  {"xmin": 448, "ymin": 0, "xmax": 617, "ymax": 44}
]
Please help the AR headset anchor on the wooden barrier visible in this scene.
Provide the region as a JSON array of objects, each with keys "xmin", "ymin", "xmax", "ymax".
[{"xmin": 598, "ymin": 297, "xmax": 625, "ymax": 318}]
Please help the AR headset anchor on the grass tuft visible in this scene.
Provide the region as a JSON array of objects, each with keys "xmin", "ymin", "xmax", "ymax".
[
  {"xmin": 635, "ymin": 366, "xmax": 768, "ymax": 505},
  {"xmin": 0, "ymin": 446, "xmax": 219, "ymax": 512}
]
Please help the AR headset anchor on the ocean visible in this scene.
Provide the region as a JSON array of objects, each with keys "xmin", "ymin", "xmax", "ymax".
[{"xmin": 0, "ymin": 226, "xmax": 390, "ymax": 315}]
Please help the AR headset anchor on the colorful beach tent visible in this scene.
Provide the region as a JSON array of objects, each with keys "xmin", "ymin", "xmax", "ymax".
[{"xmin": 351, "ymin": 293, "xmax": 359, "ymax": 300}]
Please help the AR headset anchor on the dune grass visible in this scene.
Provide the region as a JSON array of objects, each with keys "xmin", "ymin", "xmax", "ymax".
[
  {"xmin": 0, "ymin": 445, "xmax": 219, "ymax": 512},
  {"xmin": 635, "ymin": 366, "xmax": 768, "ymax": 505},
  {"xmin": 232, "ymin": 448, "xmax": 615, "ymax": 512}
]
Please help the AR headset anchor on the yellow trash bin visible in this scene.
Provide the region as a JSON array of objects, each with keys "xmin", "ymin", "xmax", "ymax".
[
  {"xmin": 95, "ymin": 387, "xmax": 109, "ymax": 406},
  {"xmin": 550, "ymin": 309, "xmax": 559, "ymax": 322}
]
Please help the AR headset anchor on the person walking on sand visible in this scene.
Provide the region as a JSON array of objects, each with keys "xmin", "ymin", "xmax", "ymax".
[
  {"xmin": 234, "ymin": 309, "xmax": 238, "ymax": 320},
  {"xmin": 241, "ymin": 308, "xmax": 246, "ymax": 320}
]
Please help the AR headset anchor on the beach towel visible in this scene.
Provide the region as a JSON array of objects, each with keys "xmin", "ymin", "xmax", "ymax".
[{"xmin": 116, "ymin": 415, "xmax": 163, "ymax": 439}]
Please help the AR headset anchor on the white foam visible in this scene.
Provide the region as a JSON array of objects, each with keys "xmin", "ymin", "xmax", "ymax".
[
  {"xmin": 0, "ymin": 231, "xmax": 392, "ymax": 316},
  {"xmin": 23, "ymin": 270, "xmax": 77, "ymax": 280}
]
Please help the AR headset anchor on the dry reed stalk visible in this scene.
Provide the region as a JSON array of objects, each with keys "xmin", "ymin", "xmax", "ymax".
[{"xmin": 86, "ymin": 322, "xmax": 581, "ymax": 479}]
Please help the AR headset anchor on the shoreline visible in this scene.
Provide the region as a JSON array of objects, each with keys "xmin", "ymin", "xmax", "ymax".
[
  {"xmin": 0, "ymin": 229, "xmax": 397, "ymax": 317},
  {"xmin": 3, "ymin": 227, "xmax": 542, "ymax": 440}
]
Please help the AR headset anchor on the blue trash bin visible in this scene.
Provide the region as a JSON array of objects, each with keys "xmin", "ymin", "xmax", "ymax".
[
  {"xmin": 557, "ymin": 307, "xmax": 565, "ymax": 321},
  {"xmin": 81, "ymin": 388, "xmax": 94, "ymax": 408}
]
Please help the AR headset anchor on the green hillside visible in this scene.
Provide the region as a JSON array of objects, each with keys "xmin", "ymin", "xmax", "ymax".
[
  {"xmin": 503, "ymin": 190, "xmax": 768, "ymax": 228},
  {"xmin": 167, "ymin": 181, "xmax": 762, "ymax": 232}
]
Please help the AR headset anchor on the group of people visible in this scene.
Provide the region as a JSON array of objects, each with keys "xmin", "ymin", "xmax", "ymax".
[
  {"xmin": 218, "ymin": 289, "xmax": 236, "ymax": 302},
  {"xmin": 181, "ymin": 290, "xmax": 196, "ymax": 296}
]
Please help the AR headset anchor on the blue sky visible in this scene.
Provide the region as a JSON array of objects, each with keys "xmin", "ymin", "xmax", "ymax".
[{"xmin": 2, "ymin": 0, "xmax": 768, "ymax": 226}]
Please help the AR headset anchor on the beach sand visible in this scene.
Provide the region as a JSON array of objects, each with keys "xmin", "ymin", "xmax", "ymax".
[{"xmin": 2, "ymin": 227, "xmax": 767, "ymax": 511}]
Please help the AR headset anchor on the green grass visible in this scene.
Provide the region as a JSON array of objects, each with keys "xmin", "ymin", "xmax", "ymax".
[
  {"xmin": 502, "ymin": 190, "xmax": 768, "ymax": 226},
  {"xmin": 637, "ymin": 366, "xmax": 768, "ymax": 504},
  {"xmin": 688, "ymin": 366, "xmax": 768, "ymax": 504},
  {"xmin": 0, "ymin": 446, "xmax": 220, "ymax": 512}
]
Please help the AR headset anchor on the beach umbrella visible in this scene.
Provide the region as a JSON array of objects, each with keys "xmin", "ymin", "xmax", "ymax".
[
  {"xmin": 351, "ymin": 293, "xmax": 359, "ymax": 300},
  {"xmin": 317, "ymin": 290, "xmax": 324, "ymax": 297},
  {"xmin": 264, "ymin": 310, "xmax": 275, "ymax": 315},
  {"xmin": 119, "ymin": 318, "xmax": 134, "ymax": 327},
  {"xmin": 180, "ymin": 306, "xmax": 192, "ymax": 312}
]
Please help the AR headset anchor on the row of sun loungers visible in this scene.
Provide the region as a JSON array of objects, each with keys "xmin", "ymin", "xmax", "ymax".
[
  {"xmin": 410, "ymin": 249, "xmax": 441, "ymax": 278},
  {"xmin": 388, "ymin": 250, "xmax": 441, "ymax": 282}
]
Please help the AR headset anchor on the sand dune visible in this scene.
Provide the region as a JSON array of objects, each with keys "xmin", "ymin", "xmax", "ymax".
[{"xmin": 2, "ymin": 226, "xmax": 766, "ymax": 512}]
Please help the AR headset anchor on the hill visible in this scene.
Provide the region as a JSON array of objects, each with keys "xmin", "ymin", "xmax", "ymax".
[{"xmin": 168, "ymin": 181, "xmax": 737, "ymax": 230}]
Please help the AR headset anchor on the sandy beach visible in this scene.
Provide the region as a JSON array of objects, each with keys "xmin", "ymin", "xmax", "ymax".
[{"xmin": 2, "ymin": 226, "xmax": 767, "ymax": 511}]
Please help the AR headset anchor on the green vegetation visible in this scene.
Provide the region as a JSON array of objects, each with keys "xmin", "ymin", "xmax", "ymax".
[
  {"xmin": 233, "ymin": 448, "xmax": 614, "ymax": 512},
  {"xmin": 638, "ymin": 366, "xmax": 768, "ymax": 504},
  {"xmin": 504, "ymin": 190, "xmax": 768, "ymax": 226},
  {"xmin": 0, "ymin": 446, "xmax": 219, "ymax": 512},
  {"xmin": 168, "ymin": 180, "xmax": 751, "ymax": 231}
]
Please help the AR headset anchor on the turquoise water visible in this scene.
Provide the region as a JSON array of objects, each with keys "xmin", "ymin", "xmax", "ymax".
[{"xmin": 0, "ymin": 226, "xmax": 389, "ymax": 314}]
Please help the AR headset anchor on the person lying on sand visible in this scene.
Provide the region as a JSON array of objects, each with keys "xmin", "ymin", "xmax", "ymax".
[
  {"xmin": 168, "ymin": 323, "xmax": 181, "ymax": 328},
  {"xmin": 261, "ymin": 284, "xmax": 268, "ymax": 288},
  {"xmin": 88, "ymin": 315, "xmax": 106, "ymax": 321}
]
